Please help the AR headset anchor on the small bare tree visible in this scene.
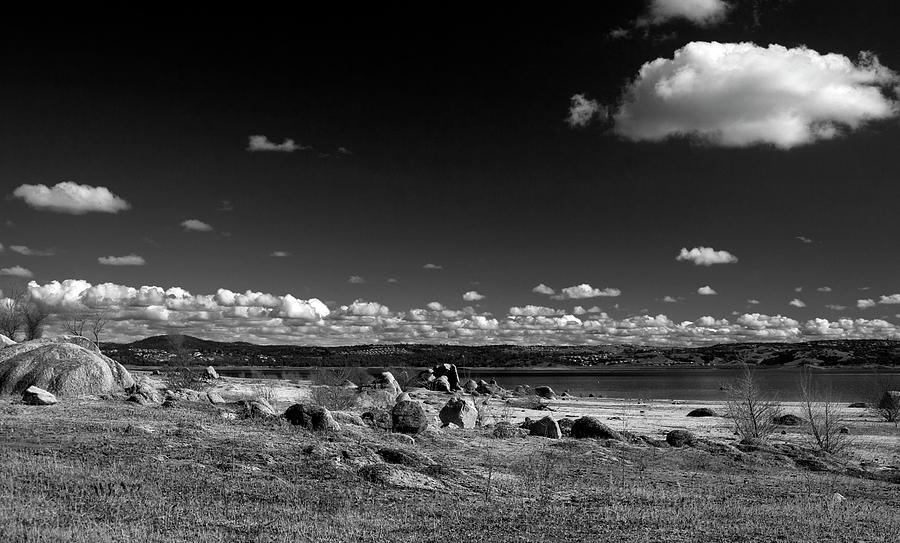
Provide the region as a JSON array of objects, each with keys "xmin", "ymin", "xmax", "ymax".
[
  {"xmin": 798, "ymin": 368, "xmax": 852, "ymax": 455},
  {"xmin": 0, "ymin": 296, "xmax": 22, "ymax": 340},
  {"xmin": 724, "ymin": 363, "xmax": 781, "ymax": 441},
  {"xmin": 21, "ymin": 302, "xmax": 49, "ymax": 340},
  {"xmin": 65, "ymin": 310, "xmax": 110, "ymax": 350}
]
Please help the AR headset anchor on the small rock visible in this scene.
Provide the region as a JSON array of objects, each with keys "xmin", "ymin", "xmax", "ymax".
[
  {"xmin": 207, "ymin": 391, "xmax": 226, "ymax": 404},
  {"xmin": 391, "ymin": 400, "xmax": 429, "ymax": 435},
  {"xmin": 127, "ymin": 394, "xmax": 151, "ymax": 406},
  {"xmin": 462, "ymin": 379, "xmax": 479, "ymax": 393},
  {"xmin": 831, "ymin": 492, "xmax": 846, "ymax": 504},
  {"xmin": 395, "ymin": 392, "xmax": 412, "ymax": 403},
  {"xmin": 529, "ymin": 416, "xmax": 562, "ymax": 439},
  {"xmin": 847, "ymin": 402, "xmax": 868, "ymax": 408},
  {"xmin": 331, "ymin": 411, "xmax": 365, "ymax": 426},
  {"xmin": 534, "ymin": 386, "xmax": 556, "ymax": 399},
  {"xmin": 432, "ymin": 375, "xmax": 451, "ymax": 393},
  {"xmin": 284, "ymin": 403, "xmax": 340, "ymax": 431},
  {"xmin": 773, "ymin": 414, "xmax": 804, "ymax": 426},
  {"xmin": 205, "ymin": 366, "xmax": 219, "ymax": 380},
  {"xmin": 361, "ymin": 409, "xmax": 393, "ymax": 430},
  {"xmin": 22, "ymin": 386, "xmax": 57, "ymax": 406},
  {"xmin": 666, "ymin": 429, "xmax": 695, "ymax": 447},
  {"xmin": 571, "ymin": 416, "xmax": 622, "ymax": 440},
  {"xmin": 686, "ymin": 407, "xmax": 719, "ymax": 417},
  {"xmin": 839, "ymin": 426, "xmax": 850, "ymax": 434},
  {"xmin": 376, "ymin": 447, "xmax": 433, "ymax": 467},
  {"xmin": 241, "ymin": 398, "xmax": 277, "ymax": 419},
  {"xmin": 439, "ymin": 396, "xmax": 478, "ymax": 428}
]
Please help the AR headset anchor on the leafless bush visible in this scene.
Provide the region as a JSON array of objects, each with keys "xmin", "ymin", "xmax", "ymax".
[
  {"xmin": 164, "ymin": 334, "xmax": 204, "ymax": 391},
  {"xmin": 724, "ymin": 364, "xmax": 781, "ymax": 441},
  {"xmin": 0, "ymin": 297, "xmax": 21, "ymax": 339},
  {"xmin": 64, "ymin": 309, "xmax": 110, "ymax": 350},
  {"xmin": 309, "ymin": 366, "xmax": 361, "ymax": 410},
  {"xmin": 799, "ymin": 368, "xmax": 852, "ymax": 455}
]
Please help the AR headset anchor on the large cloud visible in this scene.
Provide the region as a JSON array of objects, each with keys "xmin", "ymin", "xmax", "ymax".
[
  {"xmin": 611, "ymin": 42, "xmax": 899, "ymax": 148},
  {"xmin": 12, "ymin": 182, "xmax": 130, "ymax": 214},
  {"xmin": 676, "ymin": 246, "xmax": 738, "ymax": 266}
]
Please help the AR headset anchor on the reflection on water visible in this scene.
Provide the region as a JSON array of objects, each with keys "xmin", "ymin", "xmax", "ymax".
[{"xmin": 215, "ymin": 366, "xmax": 900, "ymax": 402}]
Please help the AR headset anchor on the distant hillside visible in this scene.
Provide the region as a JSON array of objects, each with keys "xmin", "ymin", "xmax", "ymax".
[{"xmin": 100, "ymin": 335, "xmax": 900, "ymax": 368}]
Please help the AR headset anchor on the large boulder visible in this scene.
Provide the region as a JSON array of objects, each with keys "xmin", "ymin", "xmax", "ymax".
[
  {"xmin": 570, "ymin": 416, "xmax": 622, "ymax": 440},
  {"xmin": 432, "ymin": 363, "xmax": 460, "ymax": 391},
  {"xmin": 439, "ymin": 396, "xmax": 478, "ymax": 428},
  {"xmin": 391, "ymin": 400, "xmax": 429, "ymax": 434},
  {"xmin": 22, "ymin": 385, "xmax": 57, "ymax": 405},
  {"xmin": 0, "ymin": 339, "xmax": 134, "ymax": 396},
  {"xmin": 284, "ymin": 403, "xmax": 340, "ymax": 431},
  {"xmin": 0, "ymin": 334, "xmax": 16, "ymax": 348},
  {"xmin": 529, "ymin": 416, "xmax": 561, "ymax": 439}
]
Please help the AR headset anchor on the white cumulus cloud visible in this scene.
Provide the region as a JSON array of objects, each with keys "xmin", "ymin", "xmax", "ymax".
[
  {"xmin": 0, "ymin": 266, "xmax": 33, "ymax": 278},
  {"xmin": 98, "ymin": 254, "xmax": 146, "ymax": 266},
  {"xmin": 857, "ymin": 299, "xmax": 876, "ymax": 309},
  {"xmin": 532, "ymin": 283, "xmax": 556, "ymax": 295},
  {"xmin": 10, "ymin": 245, "xmax": 54, "ymax": 256},
  {"xmin": 181, "ymin": 219, "xmax": 214, "ymax": 232},
  {"xmin": 247, "ymin": 135, "xmax": 310, "ymax": 153},
  {"xmin": 12, "ymin": 182, "xmax": 130, "ymax": 214},
  {"xmin": 611, "ymin": 42, "xmax": 899, "ymax": 149},
  {"xmin": 566, "ymin": 94, "xmax": 605, "ymax": 127},
  {"xmin": 422, "ymin": 263, "xmax": 443, "ymax": 270},
  {"xmin": 789, "ymin": 298, "xmax": 806, "ymax": 308},
  {"xmin": 878, "ymin": 294, "xmax": 900, "ymax": 304},
  {"xmin": 697, "ymin": 285, "xmax": 717, "ymax": 295},
  {"xmin": 270, "ymin": 251, "xmax": 290, "ymax": 257},
  {"xmin": 462, "ymin": 291, "xmax": 485, "ymax": 302},
  {"xmin": 676, "ymin": 246, "xmax": 738, "ymax": 266},
  {"xmin": 644, "ymin": 0, "xmax": 730, "ymax": 26},
  {"xmin": 552, "ymin": 284, "xmax": 621, "ymax": 300}
]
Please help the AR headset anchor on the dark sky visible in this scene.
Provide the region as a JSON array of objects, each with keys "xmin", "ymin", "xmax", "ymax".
[{"xmin": 1, "ymin": 2, "xmax": 899, "ymax": 344}]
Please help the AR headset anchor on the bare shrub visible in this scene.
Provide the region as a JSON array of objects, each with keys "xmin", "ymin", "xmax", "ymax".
[
  {"xmin": 309, "ymin": 366, "xmax": 360, "ymax": 410},
  {"xmin": 0, "ymin": 297, "xmax": 21, "ymax": 339},
  {"xmin": 64, "ymin": 310, "xmax": 110, "ymax": 351},
  {"xmin": 164, "ymin": 334, "xmax": 204, "ymax": 391},
  {"xmin": 867, "ymin": 371, "xmax": 900, "ymax": 424},
  {"xmin": 798, "ymin": 368, "xmax": 852, "ymax": 455},
  {"xmin": 724, "ymin": 363, "xmax": 781, "ymax": 441}
]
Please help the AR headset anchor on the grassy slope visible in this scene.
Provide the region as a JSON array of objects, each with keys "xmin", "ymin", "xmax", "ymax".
[{"xmin": 1, "ymin": 397, "xmax": 899, "ymax": 543}]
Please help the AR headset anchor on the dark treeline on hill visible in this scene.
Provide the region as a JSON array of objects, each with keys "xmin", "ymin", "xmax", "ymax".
[{"xmin": 100, "ymin": 335, "xmax": 900, "ymax": 368}]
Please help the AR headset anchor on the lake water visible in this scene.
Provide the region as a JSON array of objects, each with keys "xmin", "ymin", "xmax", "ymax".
[{"xmin": 213, "ymin": 366, "xmax": 900, "ymax": 402}]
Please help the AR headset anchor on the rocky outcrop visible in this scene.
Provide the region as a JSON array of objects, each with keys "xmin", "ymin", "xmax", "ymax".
[
  {"xmin": 22, "ymin": 385, "xmax": 57, "ymax": 405},
  {"xmin": 391, "ymin": 400, "xmax": 429, "ymax": 434},
  {"xmin": 528, "ymin": 416, "xmax": 561, "ymax": 439},
  {"xmin": 439, "ymin": 396, "xmax": 478, "ymax": 428},
  {"xmin": 284, "ymin": 403, "xmax": 339, "ymax": 430},
  {"xmin": 570, "ymin": 416, "xmax": 622, "ymax": 440}
]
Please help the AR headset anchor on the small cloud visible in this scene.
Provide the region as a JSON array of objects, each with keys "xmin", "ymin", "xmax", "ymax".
[
  {"xmin": 697, "ymin": 285, "xmax": 717, "ymax": 296},
  {"xmin": 859, "ymin": 286, "xmax": 871, "ymax": 291},
  {"xmin": 181, "ymin": 219, "xmax": 214, "ymax": 232},
  {"xmin": 337, "ymin": 147, "xmax": 353, "ymax": 155},
  {"xmin": 270, "ymin": 251, "xmax": 291, "ymax": 258},
  {"xmin": 789, "ymin": 299, "xmax": 806, "ymax": 308},
  {"xmin": 98, "ymin": 254, "xmax": 146, "ymax": 266},
  {"xmin": 10, "ymin": 245, "xmax": 55, "ymax": 256},
  {"xmin": 676, "ymin": 246, "xmax": 738, "ymax": 266},
  {"xmin": 797, "ymin": 235, "xmax": 814, "ymax": 244},
  {"xmin": 641, "ymin": 0, "xmax": 731, "ymax": 27},
  {"xmin": 532, "ymin": 283, "xmax": 556, "ymax": 296},
  {"xmin": 879, "ymin": 294, "xmax": 900, "ymax": 304},
  {"xmin": 662, "ymin": 296, "xmax": 680, "ymax": 303},
  {"xmin": 816, "ymin": 286, "xmax": 832, "ymax": 292},
  {"xmin": 462, "ymin": 291, "xmax": 485, "ymax": 302},
  {"xmin": 608, "ymin": 27, "xmax": 630, "ymax": 39},
  {"xmin": 857, "ymin": 299, "xmax": 876, "ymax": 309},
  {"xmin": 218, "ymin": 200, "xmax": 234, "ymax": 212},
  {"xmin": 794, "ymin": 286, "xmax": 803, "ymax": 293},
  {"xmin": 566, "ymin": 94, "xmax": 606, "ymax": 127},
  {"xmin": 246, "ymin": 135, "xmax": 310, "ymax": 153},
  {"xmin": 826, "ymin": 304, "xmax": 847, "ymax": 311},
  {"xmin": 0, "ymin": 265, "xmax": 33, "ymax": 278},
  {"xmin": 12, "ymin": 181, "xmax": 130, "ymax": 214},
  {"xmin": 386, "ymin": 278, "xmax": 398, "ymax": 284},
  {"xmin": 422, "ymin": 263, "xmax": 443, "ymax": 270},
  {"xmin": 551, "ymin": 284, "xmax": 621, "ymax": 300},
  {"xmin": 427, "ymin": 301, "xmax": 444, "ymax": 311},
  {"xmin": 348, "ymin": 275, "xmax": 366, "ymax": 284},
  {"xmin": 747, "ymin": 299, "xmax": 760, "ymax": 305}
]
